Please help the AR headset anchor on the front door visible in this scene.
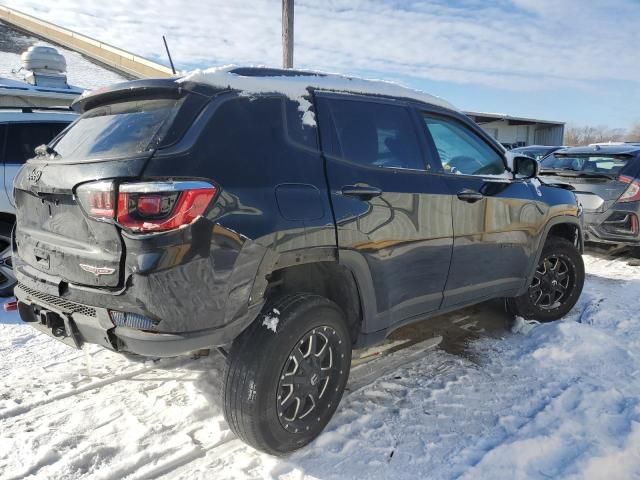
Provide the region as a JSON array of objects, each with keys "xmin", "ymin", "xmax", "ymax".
[
  {"xmin": 418, "ymin": 112, "xmax": 541, "ymax": 308},
  {"xmin": 316, "ymin": 93, "xmax": 453, "ymax": 332}
]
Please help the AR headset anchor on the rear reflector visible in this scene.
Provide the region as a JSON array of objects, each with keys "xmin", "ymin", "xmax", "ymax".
[
  {"xmin": 109, "ymin": 310, "xmax": 157, "ymax": 330},
  {"xmin": 618, "ymin": 175, "xmax": 640, "ymax": 203},
  {"xmin": 4, "ymin": 299, "xmax": 17, "ymax": 312},
  {"xmin": 76, "ymin": 180, "xmax": 217, "ymax": 233}
]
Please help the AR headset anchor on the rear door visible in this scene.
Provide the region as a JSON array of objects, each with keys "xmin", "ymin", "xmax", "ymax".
[
  {"xmin": 417, "ymin": 111, "xmax": 541, "ymax": 307},
  {"xmin": 316, "ymin": 93, "xmax": 453, "ymax": 331}
]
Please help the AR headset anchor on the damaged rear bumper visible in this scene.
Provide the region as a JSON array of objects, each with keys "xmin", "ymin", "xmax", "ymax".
[{"xmin": 15, "ymin": 282, "xmax": 262, "ymax": 357}]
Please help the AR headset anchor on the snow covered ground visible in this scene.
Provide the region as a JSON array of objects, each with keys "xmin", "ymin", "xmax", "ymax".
[{"xmin": 2, "ymin": 252, "xmax": 640, "ymax": 479}]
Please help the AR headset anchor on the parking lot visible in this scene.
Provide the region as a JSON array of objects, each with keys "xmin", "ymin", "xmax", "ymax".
[
  {"xmin": 3, "ymin": 248, "xmax": 639, "ymax": 479},
  {"xmin": 1, "ymin": 2, "xmax": 639, "ymax": 478}
]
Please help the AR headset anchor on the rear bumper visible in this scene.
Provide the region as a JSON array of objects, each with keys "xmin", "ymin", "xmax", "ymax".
[
  {"xmin": 583, "ymin": 206, "xmax": 640, "ymax": 246},
  {"xmin": 15, "ymin": 282, "xmax": 262, "ymax": 357}
]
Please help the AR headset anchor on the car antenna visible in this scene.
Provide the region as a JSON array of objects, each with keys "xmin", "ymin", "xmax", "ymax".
[{"xmin": 162, "ymin": 35, "xmax": 177, "ymax": 75}]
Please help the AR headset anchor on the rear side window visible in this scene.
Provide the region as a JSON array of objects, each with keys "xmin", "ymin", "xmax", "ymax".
[
  {"xmin": 423, "ymin": 116, "xmax": 506, "ymax": 176},
  {"xmin": 4, "ymin": 122, "xmax": 68, "ymax": 164},
  {"xmin": 541, "ymin": 154, "xmax": 629, "ymax": 175},
  {"xmin": 318, "ymin": 97, "xmax": 425, "ymax": 170},
  {"xmin": 52, "ymin": 98, "xmax": 184, "ymax": 160}
]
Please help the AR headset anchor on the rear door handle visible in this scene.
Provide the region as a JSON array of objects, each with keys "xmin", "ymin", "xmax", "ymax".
[
  {"xmin": 457, "ymin": 189, "xmax": 484, "ymax": 203},
  {"xmin": 341, "ymin": 185, "xmax": 383, "ymax": 199}
]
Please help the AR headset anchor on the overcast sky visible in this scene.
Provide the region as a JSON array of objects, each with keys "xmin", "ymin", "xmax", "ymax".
[{"xmin": 6, "ymin": 0, "xmax": 640, "ymax": 127}]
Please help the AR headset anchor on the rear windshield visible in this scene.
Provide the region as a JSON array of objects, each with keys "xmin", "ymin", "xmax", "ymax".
[
  {"xmin": 52, "ymin": 97, "xmax": 184, "ymax": 160},
  {"xmin": 513, "ymin": 148, "xmax": 550, "ymax": 161},
  {"xmin": 541, "ymin": 154, "xmax": 629, "ymax": 175}
]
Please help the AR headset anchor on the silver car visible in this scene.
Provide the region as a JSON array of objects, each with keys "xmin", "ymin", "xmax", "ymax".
[{"xmin": 0, "ymin": 107, "xmax": 77, "ymax": 295}]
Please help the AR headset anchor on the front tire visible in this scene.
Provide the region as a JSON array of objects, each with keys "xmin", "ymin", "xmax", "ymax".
[
  {"xmin": 223, "ymin": 293, "xmax": 352, "ymax": 455},
  {"xmin": 508, "ymin": 237, "xmax": 584, "ymax": 322}
]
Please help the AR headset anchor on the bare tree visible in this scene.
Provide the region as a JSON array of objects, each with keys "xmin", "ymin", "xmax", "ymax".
[
  {"xmin": 564, "ymin": 124, "xmax": 581, "ymax": 146},
  {"xmin": 625, "ymin": 122, "xmax": 640, "ymax": 142},
  {"xmin": 564, "ymin": 124, "xmax": 628, "ymax": 146}
]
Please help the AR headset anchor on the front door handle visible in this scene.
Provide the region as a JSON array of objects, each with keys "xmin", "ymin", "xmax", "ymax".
[
  {"xmin": 457, "ymin": 189, "xmax": 484, "ymax": 203},
  {"xmin": 341, "ymin": 185, "xmax": 383, "ymax": 199}
]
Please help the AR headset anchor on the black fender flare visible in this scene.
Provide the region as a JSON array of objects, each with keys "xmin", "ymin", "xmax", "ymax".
[
  {"xmin": 519, "ymin": 215, "xmax": 583, "ymax": 296},
  {"xmin": 337, "ymin": 249, "xmax": 380, "ymax": 336}
]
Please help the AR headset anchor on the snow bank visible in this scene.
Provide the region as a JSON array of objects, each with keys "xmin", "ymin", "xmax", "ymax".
[{"xmin": 179, "ymin": 65, "xmax": 456, "ymax": 126}]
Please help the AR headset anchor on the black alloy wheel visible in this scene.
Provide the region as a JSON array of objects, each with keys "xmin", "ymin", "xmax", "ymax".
[
  {"xmin": 223, "ymin": 293, "xmax": 352, "ymax": 455},
  {"xmin": 529, "ymin": 254, "xmax": 573, "ymax": 310},
  {"xmin": 0, "ymin": 222, "xmax": 16, "ymax": 297},
  {"xmin": 507, "ymin": 237, "xmax": 584, "ymax": 322},
  {"xmin": 276, "ymin": 326, "xmax": 346, "ymax": 434}
]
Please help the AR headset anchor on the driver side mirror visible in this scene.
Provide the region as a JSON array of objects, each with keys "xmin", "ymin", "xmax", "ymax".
[{"xmin": 513, "ymin": 155, "xmax": 539, "ymax": 179}]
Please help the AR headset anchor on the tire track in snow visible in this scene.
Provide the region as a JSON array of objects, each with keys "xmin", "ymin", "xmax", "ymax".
[
  {"xmin": 117, "ymin": 337, "xmax": 445, "ymax": 480},
  {"xmin": 1, "ymin": 337, "xmax": 444, "ymax": 480},
  {"xmin": 0, "ymin": 357, "xmax": 184, "ymax": 420}
]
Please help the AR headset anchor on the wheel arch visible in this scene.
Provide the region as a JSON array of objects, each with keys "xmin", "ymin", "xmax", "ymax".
[
  {"xmin": 521, "ymin": 216, "xmax": 583, "ymax": 294},
  {"xmin": 255, "ymin": 248, "xmax": 376, "ymax": 346}
]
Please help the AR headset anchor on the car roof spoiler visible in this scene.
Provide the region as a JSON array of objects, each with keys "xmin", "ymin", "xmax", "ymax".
[{"xmin": 71, "ymin": 78, "xmax": 224, "ymax": 113}]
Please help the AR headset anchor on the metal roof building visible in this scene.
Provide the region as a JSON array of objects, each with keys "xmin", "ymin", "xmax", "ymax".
[{"xmin": 465, "ymin": 111, "xmax": 565, "ymax": 148}]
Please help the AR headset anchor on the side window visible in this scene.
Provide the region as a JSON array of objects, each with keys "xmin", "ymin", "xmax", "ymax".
[
  {"xmin": 5, "ymin": 123, "xmax": 68, "ymax": 165},
  {"xmin": 320, "ymin": 97, "xmax": 425, "ymax": 170},
  {"xmin": 423, "ymin": 116, "xmax": 506, "ymax": 176}
]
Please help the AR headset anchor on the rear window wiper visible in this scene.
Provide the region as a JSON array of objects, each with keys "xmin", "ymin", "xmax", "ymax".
[{"xmin": 34, "ymin": 144, "xmax": 60, "ymax": 157}]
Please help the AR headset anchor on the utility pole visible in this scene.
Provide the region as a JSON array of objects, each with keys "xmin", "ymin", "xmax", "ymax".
[{"xmin": 282, "ymin": 0, "xmax": 294, "ymax": 68}]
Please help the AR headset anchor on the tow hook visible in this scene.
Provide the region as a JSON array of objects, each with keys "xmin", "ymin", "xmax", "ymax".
[{"xmin": 52, "ymin": 325, "xmax": 67, "ymax": 337}]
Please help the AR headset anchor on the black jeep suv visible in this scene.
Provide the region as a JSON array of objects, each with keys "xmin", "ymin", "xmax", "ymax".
[{"xmin": 13, "ymin": 67, "xmax": 585, "ymax": 455}]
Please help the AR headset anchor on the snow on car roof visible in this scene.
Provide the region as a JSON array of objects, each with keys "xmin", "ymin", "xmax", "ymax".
[{"xmin": 179, "ymin": 65, "xmax": 456, "ymax": 126}]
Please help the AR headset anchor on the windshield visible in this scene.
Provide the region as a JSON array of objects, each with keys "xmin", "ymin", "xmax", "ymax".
[
  {"xmin": 52, "ymin": 97, "xmax": 184, "ymax": 160},
  {"xmin": 540, "ymin": 154, "xmax": 629, "ymax": 175},
  {"xmin": 513, "ymin": 148, "xmax": 551, "ymax": 161}
]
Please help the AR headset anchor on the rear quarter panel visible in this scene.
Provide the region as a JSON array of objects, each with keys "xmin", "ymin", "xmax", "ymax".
[{"xmin": 137, "ymin": 93, "xmax": 334, "ymax": 332}]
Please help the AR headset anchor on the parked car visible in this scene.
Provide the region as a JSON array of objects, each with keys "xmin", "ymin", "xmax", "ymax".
[
  {"xmin": 540, "ymin": 145, "xmax": 640, "ymax": 248},
  {"xmin": 12, "ymin": 68, "xmax": 585, "ymax": 455},
  {"xmin": 0, "ymin": 107, "xmax": 76, "ymax": 295},
  {"xmin": 511, "ymin": 145, "xmax": 565, "ymax": 161}
]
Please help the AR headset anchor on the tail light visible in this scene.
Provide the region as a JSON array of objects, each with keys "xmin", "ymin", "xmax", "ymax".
[
  {"xmin": 618, "ymin": 175, "xmax": 640, "ymax": 203},
  {"xmin": 76, "ymin": 180, "xmax": 217, "ymax": 233},
  {"xmin": 75, "ymin": 180, "xmax": 116, "ymax": 221}
]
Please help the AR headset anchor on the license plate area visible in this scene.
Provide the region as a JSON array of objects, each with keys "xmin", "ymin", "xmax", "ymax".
[{"xmin": 19, "ymin": 302, "xmax": 82, "ymax": 349}]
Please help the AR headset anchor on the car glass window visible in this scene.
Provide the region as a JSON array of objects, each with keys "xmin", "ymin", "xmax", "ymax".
[
  {"xmin": 5, "ymin": 122, "xmax": 68, "ymax": 164},
  {"xmin": 512, "ymin": 147, "xmax": 550, "ymax": 161},
  {"xmin": 284, "ymin": 99, "xmax": 318, "ymax": 149},
  {"xmin": 53, "ymin": 98, "xmax": 184, "ymax": 160},
  {"xmin": 322, "ymin": 98, "xmax": 425, "ymax": 170},
  {"xmin": 541, "ymin": 154, "xmax": 628, "ymax": 174},
  {"xmin": 423, "ymin": 116, "xmax": 506, "ymax": 175}
]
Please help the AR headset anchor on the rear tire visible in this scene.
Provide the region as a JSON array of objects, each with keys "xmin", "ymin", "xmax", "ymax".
[
  {"xmin": 223, "ymin": 293, "xmax": 352, "ymax": 455},
  {"xmin": 0, "ymin": 221, "xmax": 16, "ymax": 297},
  {"xmin": 508, "ymin": 237, "xmax": 584, "ymax": 322}
]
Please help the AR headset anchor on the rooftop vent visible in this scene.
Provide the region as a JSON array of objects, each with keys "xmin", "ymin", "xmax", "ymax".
[{"xmin": 20, "ymin": 46, "xmax": 69, "ymax": 90}]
